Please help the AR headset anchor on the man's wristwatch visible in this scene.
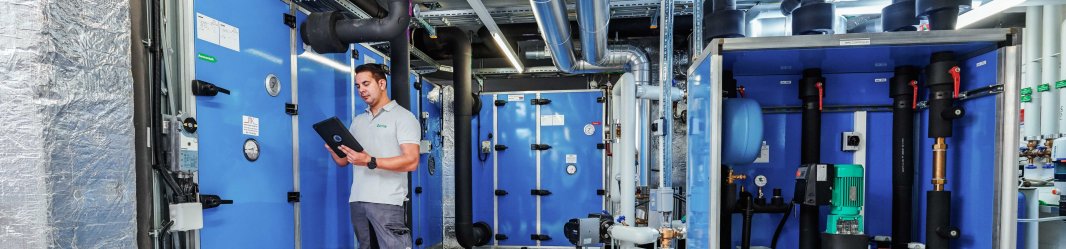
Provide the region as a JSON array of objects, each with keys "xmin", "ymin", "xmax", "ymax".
[{"xmin": 367, "ymin": 157, "xmax": 377, "ymax": 170}]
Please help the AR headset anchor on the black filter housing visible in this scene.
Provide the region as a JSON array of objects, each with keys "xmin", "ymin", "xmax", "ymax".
[
  {"xmin": 792, "ymin": 2, "xmax": 836, "ymax": 35},
  {"xmin": 882, "ymin": 0, "xmax": 918, "ymax": 32},
  {"xmin": 925, "ymin": 51, "xmax": 963, "ymax": 138}
]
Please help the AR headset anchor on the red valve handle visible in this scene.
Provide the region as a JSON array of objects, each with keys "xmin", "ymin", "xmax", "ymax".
[
  {"xmin": 911, "ymin": 80, "xmax": 918, "ymax": 110},
  {"xmin": 949, "ymin": 66, "xmax": 961, "ymax": 98},
  {"xmin": 816, "ymin": 82, "xmax": 824, "ymax": 111}
]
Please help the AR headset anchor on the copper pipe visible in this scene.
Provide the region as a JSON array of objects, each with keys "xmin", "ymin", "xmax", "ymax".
[{"xmin": 932, "ymin": 137, "xmax": 947, "ymax": 191}]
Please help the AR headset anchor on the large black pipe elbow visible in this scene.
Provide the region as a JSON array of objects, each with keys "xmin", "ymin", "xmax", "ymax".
[
  {"xmin": 883, "ymin": 0, "xmax": 918, "ymax": 32},
  {"xmin": 704, "ymin": 0, "xmax": 745, "ymax": 40},
  {"xmin": 916, "ymin": 0, "xmax": 969, "ymax": 30},
  {"xmin": 419, "ymin": 27, "xmax": 493, "ymax": 248},
  {"xmin": 790, "ymin": 0, "xmax": 835, "ymax": 35}
]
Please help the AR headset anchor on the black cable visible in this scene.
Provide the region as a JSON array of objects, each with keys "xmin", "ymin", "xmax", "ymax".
[{"xmin": 770, "ymin": 202, "xmax": 796, "ymax": 249}]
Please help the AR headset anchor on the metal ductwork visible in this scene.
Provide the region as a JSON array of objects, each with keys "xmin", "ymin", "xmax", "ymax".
[
  {"xmin": 705, "ymin": 0, "xmax": 746, "ymax": 39},
  {"xmin": 916, "ymin": 0, "xmax": 969, "ymax": 30},
  {"xmin": 414, "ymin": 27, "xmax": 494, "ymax": 248},
  {"xmin": 882, "ymin": 0, "xmax": 918, "ymax": 32},
  {"xmin": 577, "ymin": 0, "xmax": 610, "ymax": 66},
  {"xmin": 783, "ymin": 0, "xmax": 836, "ymax": 35},
  {"xmin": 300, "ymin": 0, "xmax": 411, "ymax": 109}
]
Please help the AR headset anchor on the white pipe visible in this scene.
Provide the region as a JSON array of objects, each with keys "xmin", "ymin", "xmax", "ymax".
[
  {"xmin": 620, "ymin": 70, "xmax": 638, "ymax": 237},
  {"xmin": 1043, "ymin": 5, "xmax": 1062, "ymax": 138},
  {"xmin": 1020, "ymin": 188, "xmax": 1039, "ymax": 249},
  {"xmin": 608, "ymin": 225, "xmax": 660, "ymax": 245},
  {"xmin": 1024, "ymin": 6, "xmax": 1042, "ymax": 140},
  {"xmin": 636, "ymin": 85, "xmax": 684, "ymax": 101},
  {"xmin": 610, "ymin": 76, "xmax": 624, "ymax": 206}
]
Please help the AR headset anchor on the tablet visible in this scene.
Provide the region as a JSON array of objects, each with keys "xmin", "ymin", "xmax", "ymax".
[{"xmin": 313, "ymin": 117, "xmax": 364, "ymax": 158}]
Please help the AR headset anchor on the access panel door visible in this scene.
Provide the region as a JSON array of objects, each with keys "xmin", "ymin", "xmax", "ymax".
[
  {"xmin": 538, "ymin": 91, "xmax": 606, "ymax": 246},
  {"xmin": 193, "ymin": 0, "xmax": 296, "ymax": 248},
  {"xmin": 493, "ymin": 93, "xmax": 539, "ymax": 246}
]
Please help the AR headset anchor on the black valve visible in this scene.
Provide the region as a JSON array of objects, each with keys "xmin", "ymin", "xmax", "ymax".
[
  {"xmin": 200, "ymin": 194, "xmax": 233, "ymax": 209},
  {"xmin": 494, "ymin": 190, "xmax": 509, "ymax": 196},
  {"xmin": 530, "ymin": 144, "xmax": 552, "ymax": 151},
  {"xmin": 191, "ymin": 80, "xmax": 231, "ymax": 96}
]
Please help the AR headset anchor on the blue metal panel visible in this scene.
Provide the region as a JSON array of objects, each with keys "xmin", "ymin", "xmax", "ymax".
[
  {"xmin": 538, "ymin": 91, "xmax": 605, "ymax": 246},
  {"xmin": 473, "ymin": 94, "xmax": 496, "ymax": 242},
  {"xmin": 724, "ymin": 43, "xmax": 995, "ymax": 76},
  {"xmin": 735, "ymin": 73, "xmax": 894, "ymax": 107},
  {"xmin": 494, "ymin": 93, "xmax": 539, "ymax": 246},
  {"xmin": 295, "ymin": 11, "xmax": 356, "ymax": 248},
  {"xmin": 864, "ymin": 112, "xmax": 894, "ymax": 238},
  {"xmin": 411, "ymin": 76, "xmax": 446, "ymax": 248},
  {"xmin": 685, "ymin": 58, "xmax": 714, "ymax": 248},
  {"xmin": 193, "ymin": 0, "xmax": 295, "ymax": 248}
]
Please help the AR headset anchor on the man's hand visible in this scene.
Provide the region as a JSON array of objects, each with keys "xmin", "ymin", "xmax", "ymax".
[
  {"xmin": 338, "ymin": 145, "xmax": 371, "ymax": 166},
  {"xmin": 324, "ymin": 144, "xmax": 348, "ymax": 167}
]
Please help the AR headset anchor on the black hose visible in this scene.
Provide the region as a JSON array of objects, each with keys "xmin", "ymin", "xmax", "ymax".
[
  {"xmin": 740, "ymin": 192, "xmax": 754, "ymax": 249},
  {"xmin": 798, "ymin": 68, "xmax": 824, "ymax": 249},
  {"xmin": 889, "ymin": 66, "xmax": 920, "ymax": 249},
  {"xmin": 770, "ymin": 202, "xmax": 795, "ymax": 249}
]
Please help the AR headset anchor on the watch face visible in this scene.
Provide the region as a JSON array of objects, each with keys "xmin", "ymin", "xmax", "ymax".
[
  {"xmin": 566, "ymin": 164, "xmax": 577, "ymax": 175},
  {"xmin": 244, "ymin": 139, "xmax": 260, "ymax": 161},
  {"xmin": 754, "ymin": 175, "xmax": 767, "ymax": 187}
]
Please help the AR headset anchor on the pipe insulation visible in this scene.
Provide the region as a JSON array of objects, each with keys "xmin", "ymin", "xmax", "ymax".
[
  {"xmin": 889, "ymin": 66, "xmax": 920, "ymax": 249},
  {"xmin": 636, "ymin": 85, "xmax": 684, "ymax": 101},
  {"xmin": 1024, "ymin": 7, "xmax": 1043, "ymax": 140},
  {"xmin": 798, "ymin": 68, "xmax": 825, "ymax": 249},
  {"xmin": 577, "ymin": 0, "xmax": 610, "ymax": 66},
  {"xmin": 1044, "ymin": 5, "xmax": 1063, "ymax": 137},
  {"xmin": 608, "ymin": 225, "xmax": 661, "ymax": 245}
]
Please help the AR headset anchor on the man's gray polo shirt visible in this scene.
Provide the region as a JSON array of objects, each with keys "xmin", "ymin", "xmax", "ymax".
[{"xmin": 349, "ymin": 100, "xmax": 420, "ymax": 206}]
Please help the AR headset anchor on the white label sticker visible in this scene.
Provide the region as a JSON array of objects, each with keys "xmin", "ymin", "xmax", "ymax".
[
  {"xmin": 875, "ymin": 78, "xmax": 888, "ymax": 83},
  {"xmin": 839, "ymin": 38, "xmax": 871, "ymax": 46},
  {"xmin": 218, "ymin": 22, "xmax": 240, "ymax": 51},
  {"xmin": 817, "ymin": 164, "xmax": 828, "ymax": 182},
  {"xmin": 553, "ymin": 114, "xmax": 565, "ymax": 126},
  {"xmin": 540, "ymin": 115, "xmax": 554, "ymax": 126},
  {"xmin": 507, "ymin": 95, "xmax": 525, "ymax": 102},
  {"xmin": 780, "ymin": 80, "xmax": 792, "ymax": 85},
  {"xmin": 976, "ymin": 60, "xmax": 987, "ymax": 67},
  {"xmin": 242, "ymin": 115, "xmax": 260, "ymax": 136},
  {"xmin": 196, "ymin": 13, "xmax": 221, "ymax": 44},
  {"xmin": 566, "ymin": 154, "xmax": 578, "ymax": 164},
  {"xmin": 754, "ymin": 141, "xmax": 770, "ymax": 163}
]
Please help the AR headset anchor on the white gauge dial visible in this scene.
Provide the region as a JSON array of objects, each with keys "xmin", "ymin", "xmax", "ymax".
[
  {"xmin": 244, "ymin": 139, "xmax": 260, "ymax": 161},
  {"xmin": 566, "ymin": 164, "xmax": 577, "ymax": 175},
  {"xmin": 754, "ymin": 175, "xmax": 767, "ymax": 187},
  {"xmin": 265, "ymin": 74, "xmax": 281, "ymax": 97},
  {"xmin": 583, "ymin": 124, "xmax": 595, "ymax": 136}
]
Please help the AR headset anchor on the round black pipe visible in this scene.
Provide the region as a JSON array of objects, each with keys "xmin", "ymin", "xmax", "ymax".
[
  {"xmin": 300, "ymin": 0, "xmax": 410, "ymax": 53},
  {"xmin": 791, "ymin": 2, "xmax": 835, "ymax": 35},
  {"xmin": 926, "ymin": 52, "xmax": 959, "ymax": 138},
  {"xmin": 926, "ymin": 191, "xmax": 957, "ymax": 248},
  {"xmin": 349, "ymin": 0, "xmax": 388, "ymax": 18},
  {"xmin": 781, "ymin": 0, "xmax": 801, "ymax": 16},
  {"xmin": 798, "ymin": 68, "xmax": 824, "ymax": 249},
  {"xmin": 705, "ymin": 0, "xmax": 745, "ymax": 40},
  {"xmin": 916, "ymin": 0, "xmax": 969, "ymax": 30},
  {"xmin": 882, "ymin": 0, "xmax": 918, "ymax": 32},
  {"xmin": 740, "ymin": 191, "xmax": 754, "ymax": 249},
  {"xmin": 429, "ymin": 27, "xmax": 493, "ymax": 248},
  {"xmin": 889, "ymin": 66, "xmax": 920, "ymax": 249}
]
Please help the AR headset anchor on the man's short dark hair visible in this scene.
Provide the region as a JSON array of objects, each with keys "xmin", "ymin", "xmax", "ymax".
[{"xmin": 355, "ymin": 64, "xmax": 389, "ymax": 82}]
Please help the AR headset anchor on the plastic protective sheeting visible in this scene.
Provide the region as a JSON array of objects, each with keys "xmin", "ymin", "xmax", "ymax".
[{"xmin": 0, "ymin": 0, "xmax": 135, "ymax": 248}]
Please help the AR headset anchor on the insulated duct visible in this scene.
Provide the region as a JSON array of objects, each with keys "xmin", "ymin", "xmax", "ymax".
[
  {"xmin": 882, "ymin": 0, "xmax": 918, "ymax": 32},
  {"xmin": 1043, "ymin": 5, "xmax": 1062, "ymax": 138},
  {"xmin": 889, "ymin": 66, "xmax": 920, "ymax": 249},
  {"xmin": 300, "ymin": 0, "xmax": 411, "ymax": 109},
  {"xmin": 415, "ymin": 27, "xmax": 494, "ymax": 248},
  {"xmin": 784, "ymin": 0, "xmax": 836, "ymax": 35},
  {"xmin": 798, "ymin": 68, "xmax": 825, "ymax": 249},
  {"xmin": 577, "ymin": 0, "xmax": 610, "ymax": 66},
  {"xmin": 704, "ymin": 0, "xmax": 746, "ymax": 39},
  {"xmin": 915, "ymin": 0, "xmax": 969, "ymax": 30},
  {"xmin": 1023, "ymin": 6, "xmax": 1042, "ymax": 140}
]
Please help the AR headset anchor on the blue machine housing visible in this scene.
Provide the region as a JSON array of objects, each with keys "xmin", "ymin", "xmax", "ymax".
[
  {"xmin": 472, "ymin": 90, "xmax": 606, "ymax": 247},
  {"xmin": 687, "ymin": 29, "xmax": 1020, "ymax": 249}
]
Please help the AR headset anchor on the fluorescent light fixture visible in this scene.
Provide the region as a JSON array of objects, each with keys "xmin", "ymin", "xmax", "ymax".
[
  {"xmin": 492, "ymin": 32, "xmax": 524, "ymax": 73},
  {"xmin": 956, "ymin": 0, "xmax": 1025, "ymax": 29},
  {"xmin": 299, "ymin": 50, "xmax": 351, "ymax": 73}
]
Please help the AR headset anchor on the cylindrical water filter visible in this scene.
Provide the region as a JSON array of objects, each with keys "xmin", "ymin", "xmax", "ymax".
[
  {"xmin": 1023, "ymin": 7, "xmax": 1043, "ymax": 140},
  {"xmin": 1045, "ymin": 5, "xmax": 1063, "ymax": 137}
]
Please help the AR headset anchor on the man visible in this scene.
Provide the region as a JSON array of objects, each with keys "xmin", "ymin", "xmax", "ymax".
[{"xmin": 325, "ymin": 63, "xmax": 419, "ymax": 249}]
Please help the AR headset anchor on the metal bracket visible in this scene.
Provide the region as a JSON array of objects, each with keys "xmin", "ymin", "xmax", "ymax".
[
  {"xmin": 351, "ymin": 48, "xmax": 360, "ymax": 59},
  {"xmin": 597, "ymin": 143, "xmax": 606, "ymax": 150},
  {"xmin": 530, "ymin": 98, "xmax": 552, "ymax": 105},
  {"xmin": 287, "ymin": 192, "xmax": 300, "ymax": 203},
  {"xmin": 597, "ymin": 96, "xmax": 607, "ymax": 103},
  {"xmin": 285, "ymin": 103, "xmax": 298, "ymax": 115},
  {"xmin": 530, "ymin": 144, "xmax": 551, "ymax": 151},
  {"xmin": 495, "ymin": 234, "xmax": 509, "ymax": 241},
  {"xmin": 494, "ymin": 190, "xmax": 509, "ymax": 196},
  {"xmin": 530, "ymin": 189, "xmax": 552, "ymax": 196},
  {"xmin": 283, "ymin": 13, "xmax": 296, "ymax": 29},
  {"xmin": 531, "ymin": 234, "xmax": 552, "ymax": 241}
]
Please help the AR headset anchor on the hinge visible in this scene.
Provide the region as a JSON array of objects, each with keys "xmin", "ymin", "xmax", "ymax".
[
  {"xmin": 495, "ymin": 234, "xmax": 509, "ymax": 241},
  {"xmin": 597, "ymin": 189, "xmax": 606, "ymax": 196},
  {"xmin": 530, "ymin": 98, "xmax": 552, "ymax": 105},
  {"xmin": 287, "ymin": 192, "xmax": 300, "ymax": 203},
  {"xmin": 414, "ymin": 80, "xmax": 422, "ymax": 89},
  {"xmin": 530, "ymin": 189, "xmax": 552, "ymax": 196},
  {"xmin": 597, "ymin": 96, "xmax": 606, "ymax": 103},
  {"xmin": 285, "ymin": 103, "xmax": 298, "ymax": 115},
  {"xmin": 530, "ymin": 144, "xmax": 551, "ymax": 151},
  {"xmin": 494, "ymin": 99, "xmax": 507, "ymax": 106},
  {"xmin": 494, "ymin": 190, "xmax": 509, "ymax": 196},
  {"xmin": 351, "ymin": 48, "xmax": 359, "ymax": 59},
  {"xmin": 494, "ymin": 144, "xmax": 509, "ymax": 151},
  {"xmin": 283, "ymin": 13, "xmax": 296, "ymax": 29},
  {"xmin": 531, "ymin": 234, "xmax": 552, "ymax": 241},
  {"xmin": 597, "ymin": 143, "xmax": 606, "ymax": 149}
]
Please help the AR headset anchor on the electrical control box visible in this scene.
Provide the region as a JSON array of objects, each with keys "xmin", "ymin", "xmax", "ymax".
[
  {"xmin": 169, "ymin": 202, "xmax": 204, "ymax": 231},
  {"xmin": 650, "ymin": 188, "xmax": 675, "ymax": 213},
  {"xmin": 841, "ymin": 132, "xmax": 861, "ymax": 152}
]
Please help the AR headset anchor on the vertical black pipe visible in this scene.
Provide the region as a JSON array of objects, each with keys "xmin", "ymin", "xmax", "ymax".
[
  {"xmin": 889, "ymin": 66, "xmax": 920, "ymax": 249},
  {"xmin": 798, "ymin": 68, "xmax": 825, "ymax": 249},
  {"xmin": 916, "ymin": 0, "xmax": 968, "ymax": 30},
  {"xmin": 740, "ymin": 191, "xmax": 755, "ymax": 249},
  {"xmin": 390, "ymin": 30, "xmax": 411, "ymax": 109},
  {"xmin": 924, "ymin": 51, "xmax": 962, "ymax": 249},
  {"xmin": 130, "ymin": 0, "xmax": 153, "ymax": 247}
]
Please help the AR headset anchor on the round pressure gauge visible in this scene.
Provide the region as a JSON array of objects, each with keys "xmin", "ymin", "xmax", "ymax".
[
  {"xmin": 754, "ymin": 175, "xmax": 768, "ymax": 187},
  {"xmin": 243, "ymin": 138, "xmax": 260, "ymax": 161},
  {"xmin": 566, "ymin": 164, "xmax": 578, "ymax": 175},
  {"xmin": 264, "ymin": 74, "xmax": 281, "ymax": 97},
  {"xmin": 583, "ymin": 124, "xmax": 595, "ymax": 136}
]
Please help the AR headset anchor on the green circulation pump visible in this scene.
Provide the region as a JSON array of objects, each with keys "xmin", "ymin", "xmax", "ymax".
[{"xmin": 826, "ymin": 164, "xmax": 865, "ymax": 235}]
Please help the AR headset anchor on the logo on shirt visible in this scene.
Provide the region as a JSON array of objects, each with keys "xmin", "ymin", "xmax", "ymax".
[{"xmin": 376, "ymin": 124, "xmax": 388, "ymax": 128}]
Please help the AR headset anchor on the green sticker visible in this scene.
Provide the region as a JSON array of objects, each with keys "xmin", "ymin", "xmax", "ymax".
[
  {"xmin": 197, "ymin": 53, "xmax": 217, "ymax": 63},
  {"xmin": 1038, "ymin": 84, "xmax": 1051, "ymax": 92},
  {"xmin": 1021, "ymin": 95, "xmax": 1032, "ymax": 103},
  {"xmin": 1058, "ymin": 80, "xmax": 1066, "ymax": 89},
  {"xmin": 1021, "ymin": 87, "xmax": 1033, "ymax": 95}
]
